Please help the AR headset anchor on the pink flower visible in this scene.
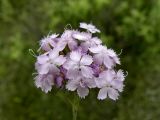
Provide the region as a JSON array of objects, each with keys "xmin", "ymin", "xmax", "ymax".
[
  {"xmin": 35, "ymin": 49, "xmax": 66, "ymax": 74},
  {"xmin": 63, "ymin": 51, "xmax": 93, "ymax": 79},
  {"xmin": 60, "ymin": 30, "xmax": 78, "ymax": 50},
  {"xmin": 33, "ymin": 22, "xmax": 126, "ymax": 100},
  {"xmin": 40, "ymin": 34, "xmax": 59, "ymax": 51},
  {"xmin": 72, "ymin": 31, "xmax": 101, "ymax": 50},
  {"xmin": 35, "ymin": 74, "xmax": 54, "ymax": 93},
  {"xmin": 89, "ymin": 45, "xmax": 120, "ymax": 69},
  {"xmin": 66, "ymin": 74, "xmax": 96, "ymax": 98},
  {"xmin": 96, "ymin": 70, "xmax": 124, "ymax": 100}
]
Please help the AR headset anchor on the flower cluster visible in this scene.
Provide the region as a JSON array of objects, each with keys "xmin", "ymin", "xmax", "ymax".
[{"xmin": 34, "ymin": 23, "xmax": 126, "ymax": 100}]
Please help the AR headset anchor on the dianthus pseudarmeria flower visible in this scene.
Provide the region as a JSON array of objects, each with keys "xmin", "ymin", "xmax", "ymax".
[{"xmin": 33, "ymin": 22, "xmax": 127, "ymax": 100}]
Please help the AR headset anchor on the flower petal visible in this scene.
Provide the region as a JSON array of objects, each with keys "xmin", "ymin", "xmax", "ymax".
[
  {"xmin": 35, "ymin": 74, "xmax": 54, "ymax": 93},
  {"xmin": 49, "ymin": 64, "xmax": 60, "ymax": 75},
  {"xmin": 49, "ymin": 34, "xmax": 59, "ymax": 39},
  {"xmin": 80, "ymin": 22, "xmax": 88, "ymax": 29},
  {"xmin": 68, "ymin": 40, "xmax": 78, "ymax": 50},
  {"xmin": 80, "ymin": 42, "xmax": 90, "ymax": 51},
  {"xmin": 49, "ymin": 49, "xmax": 59, "ymax": 60},
  {"xmin": 95, "ymin": 77, "xmax": 107, "ymax": 88},
  {"xmin": 107, "ymin": 49, "xmax": 120, "ymax": 64},
  {"xmin": 72, "ymin": 33, "xmax": 87, "ymax": 41},
  {"xmin": 77, "ymin": 87, "xmax": 89, "ymax": 98},
  {"xmin": 79, "ymin": 23, "xmax": 100, "ymax": 33},
  {"xmin": 89, "ymin": 45, "xmax": 103, "ymax": 53},
  {"xmin": 38, "ymin": 63, "xmax": 50, "ymax": 74},
  {"xmin": 40, "ymin": 38, "xmax": 51, "ymax": 51},
  {"xmin": 107, "ymin": 49, "xmax": 117, "ymax": 57},
  {"xmin": 55, "ymin": 76, "xmax": 64, "ymax": 87},
  {"xmin": 61, "ymin": 30, "xmax": 74, "ymax": 39},
  {"xmin": 72, "ymin": 32, "xmax": 91, "ymax": 41},
  {"xmin": 85, "ymin": 78, "xmax": 96, "ymax": 88},
  {"xmin": 97, "ymin": 87, "xmax": 108, "ymax": 100},
  {"xmin": 116, "ymin": 69, "xmax": 125, "ymax": 81},
  {"xmin": 63, "ymin": 60, "xmax": 76, "ymax": 70},
  {"xmin": 56, "ymin": 40, "xmax": 67, "ymax": 51},
  {"xmin": 103, "ymin": 55, "xmax": 115, "ymax": 69},
  {"xmin": 41, "ymin": 43, "xmax": 51, "ymax": 51},
  {"xmin": 37, "ymin": 54, "xmax": 49, "ymax": 64},
  {"xmin": 66, "ymin": 79, "xmax": 79, "ymax": 91},
  {"xmin": 91, "ymin": 37, "xmax": 102, "ymax": 45},
  {"xmin": 94, "ymin": 54, "xmax": 103, "ymax": 65},
  {"xmin": 80, "ymin": 55, "xmax": 93, "ymax": 65},
  {"xmin": 66, "ymin": 68, "xmax": 80, "ymax": 79},
  {"xmin": 113, "ymin": 56, "xmax": 120, "ymax": 64},
  {"xmin": 70, "ymin": 51, "xmax": 81, "ymax": 62},
  {"xmin": 107, "ymin": 87, "xmax": 119, "ymax": 100},
  {"xmin": 111, "ymin": 80, "xmax": 124, "ymax": 92},
  {"xmin": 54, "ymin": 55, "xmax": 66, "ymax": 66},
  {"xmin": 87, "ymin": 24, "xmax": 100, "ymax": 33},
  {"xmin": 99, "ymin": 70, "xmax": 115, "ymax": 82},
  {"xmin": 81, "ymin": 66, "xmax": 93, "ymax": 78}
]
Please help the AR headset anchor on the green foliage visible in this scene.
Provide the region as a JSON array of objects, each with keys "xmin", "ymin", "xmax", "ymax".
[{"xmin": 0, "ymin": 0, "xmax": 160, "ymax": 119}]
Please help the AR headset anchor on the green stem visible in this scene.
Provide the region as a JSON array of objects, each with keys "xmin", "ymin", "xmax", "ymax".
[
  {"xmin": 72, "ymin": 94, "xmax": 79, "ymax": 120},
  {"xmin": 72, "ymin": 105, "xmax": 77, "ymax": 120}
]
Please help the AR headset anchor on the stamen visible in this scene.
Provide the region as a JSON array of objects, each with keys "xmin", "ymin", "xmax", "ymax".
[
  {"xmin": 64, "ymin": 24, "xmax": 72, "ymax": 30},
  {"xmin": 29, "ymin": 49, "xmax": 37, "ymax": 57},
  {"xmin": 32, "ymin": 72, "xmax": 38, "ymax": 76},
  {"xmin": 118, "ymin": 49, "xmax": 123, "ymax": 56},
  {"xmin": 125, "ymin": 71, "xmax": 128, "ymax": 77}
]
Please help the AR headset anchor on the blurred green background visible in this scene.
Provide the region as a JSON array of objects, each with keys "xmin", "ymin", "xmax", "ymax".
[{"xmin": 0, "ymin": 0, "xmax": 160, "ymax": 120}]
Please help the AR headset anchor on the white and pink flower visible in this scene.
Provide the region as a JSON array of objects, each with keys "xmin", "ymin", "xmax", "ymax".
[{"xmin": 33, "ymin": 22, "xmax": 126, "ymax": 100}]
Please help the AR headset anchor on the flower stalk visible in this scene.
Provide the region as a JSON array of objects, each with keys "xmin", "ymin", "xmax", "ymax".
[{"xmin": 72, "ymin": 94, "xmax": 79, "ymax": 120}]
